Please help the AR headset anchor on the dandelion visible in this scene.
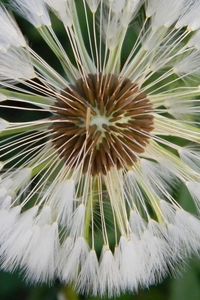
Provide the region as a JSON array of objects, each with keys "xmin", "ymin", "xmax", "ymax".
[{"xmin": 1, "ymin": 0, "xmax": 200, "ymax": 297}]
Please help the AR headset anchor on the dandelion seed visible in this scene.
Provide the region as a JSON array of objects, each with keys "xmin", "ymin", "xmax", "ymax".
[{"xmin": 1, "ymin": 0, "xmax": 200, "ymax": 296}]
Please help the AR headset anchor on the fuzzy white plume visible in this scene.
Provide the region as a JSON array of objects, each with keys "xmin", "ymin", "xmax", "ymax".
[
  {"xmin": 186, "ymin": 181, "xmax": 200, "ymax": 211},
  {"xmin": 160, "ymin": 200, "xmax": 177, "ymax": 223},
  {"xmin": 77, "ymin": 250, "xmax": 99, "ymax": 295},
  {"xmin": 166, "ymin": 99, "xmax": 200, "ymax": 119},
  {"xmin": 140, "ymin": 159, "xmax": 177, "ymax": 198},
  {"xmin": 109, "ymin": 0, "xmax": 126, "ymax": 14},
  {"xmin": 174, "ymin": 51, "xmax": 200, "ymax": 76},
  {"xmin": 0, "ymin": 47, "xmax": 35, "ymax": 81},
  {"xmin": 160, "ymin": 201, "xmax": 190, "ymax": 259},
  {"xmin": 36, "ymin": 205, "xmax": 52, "ymax": 226},
  {"xmin": 176, "ymin": 0, "xmax": 200, "ymax": 30},
  {"xmin": 179, "ymin": 146, "xmax": 200, "ymax": 173},
  {"xmin": 0, "ymin": 118, "xmax": 8, "ymax": 132},
  {"xmin": 174, "ymin": 208, "xmax": 200, "ymax": 255},
  {"xmin": 11, "ymin": 0, "xmax": 51, "ymax": 27},
  {"xmin": 70, "ymin": 204, "xmax": 86, "ymax": 237},
  {"xmin": 0, "ymin": 168, "xmax": 31, "ymax": 202},
  {"xmin": 57, "ymin": 236, "xmax": 74, "ymax": 277},
  {"xmin": 86, "ymin": 0, "xmax": 101, "ymax": 13},
  {"xmin": 51, "ymin": 180, "xmax": 75, "ymax": 228},
  {"xmin": 117, "ymin": 236, "xmax": 141, "ymax": 291},
  {"xmin": 0, "ymin": 206, "xmax": 38, "ymax": 271},
  {"xmin": 99, "ymin": 247, "xmax": 121, "ymax": 297},
  {"xmin": 0, "ymin": 206, "xmax": 21, "ymax": 243},
  {"xmin": 0, "ymin": 194, "xmax": 12, "ymax": 209},
  {"xmin": 129, "ymin": 210, "xmax": 146, "ymax": 238},
  {"xmin": 0, "ymin": 6, "xmax": 26, "ymax": 50},
  {"xmin": 188, "ymin": 30, "xmax": 200, "ymax": 49},
  {"xmin": 60, "ymin": 237, "xmax": 89, "ymax": 283},
  {"xmin": 44, "ymin": 0, "xmax": 72, "ymax": 27},
  {"xmin": 11, "ymin": 168, "xmax": 32, "ymax": 191},
  {"xmin": 23, "ymin": 223, "xmax": 60, "ymax": 282},
  {"xmin": 146, "ymin": 0, "xmax": 184, "ymax": 28},
  {"xmin": 140, "ymin": 221, "xmax": 171, "ymax": 286}
]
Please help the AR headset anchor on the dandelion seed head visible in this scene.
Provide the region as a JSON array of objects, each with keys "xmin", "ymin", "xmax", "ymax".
[
  {"xmin": 1, "ymin": 0, "xmax": 200, "ymax": 297},
  {"xmin": 52, "ymin": 73, "xmax": 154, "ymax": 175}
]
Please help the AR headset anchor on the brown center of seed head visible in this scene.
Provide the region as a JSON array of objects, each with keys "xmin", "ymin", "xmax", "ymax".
[{"xmin": 52, "ymin": 74, "xmax": 154, "ymax": 176}]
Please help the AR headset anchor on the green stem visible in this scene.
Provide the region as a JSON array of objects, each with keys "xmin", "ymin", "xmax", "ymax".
[
  {"xmin": 0, "ymin": 88, "xmax": 54, "ymax": 107},
  {"xmin": 85, "ymin": 187, "xmax": 93, "ymax": 244},
  {"xmin": 84, "ymin": 179, "xmax": 98, "ymax": 246},
  {"xmin": 0, "ymin": 125, "xmax": 48, "ymax": 138},
  {"xmin": 71, "ymin": 1, "xmax": 96, "ymax": 73}
]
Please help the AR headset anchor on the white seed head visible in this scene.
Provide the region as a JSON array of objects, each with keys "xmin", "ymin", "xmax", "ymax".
[{"xmin": 0, "ymin": 0, "xmax": 200, "ymax": 296}]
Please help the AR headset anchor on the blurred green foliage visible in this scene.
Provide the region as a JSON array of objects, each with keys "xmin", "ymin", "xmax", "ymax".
[{"xmin": 0, "ymin": 0, "xmax": 200, "ymax": 299}]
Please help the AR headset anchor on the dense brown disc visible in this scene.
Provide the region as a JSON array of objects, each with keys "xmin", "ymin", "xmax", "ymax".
[{"xmin": 51, "ymin": 74, "xmax": 154, "ymax": 175}]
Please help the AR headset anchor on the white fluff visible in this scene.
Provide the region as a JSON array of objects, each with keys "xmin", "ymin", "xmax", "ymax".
[
  {"xmin": 52, "ymin": 180, "xmax": 75, "ymax": 227},
  {"xmin": 176, "ymin": 0, "xmax": 200, "ymax": 30},
  {"xmin": 122, "ymin": 0, "xmax": 143, "ymax": 27},
  {"xmin": 1, "ymin": 227, "xmax": 33, "ymax": 272},
  {"xmin": 109, "ymin": 0, "xmax": 126, "ymax": 14},
  {"xmin": 11, "ymin": 0, "xmax": 51, "ymax": 27},
  {"xmin": 57, "ymin": 236, "xmax": 74, "ymax": 277},
  {"xmin": 99, "ymin": 247, "xmax": 121, "ymax": 297},
  {"xmin": 23, "ymin": 223, "xmax": 60, "ymax": 282},
  {"xmin": 70, "ymin": 204, "xmax": 86, "ymax": 237},
  {"xmin": 0, "ymin": 168, "xmax": 31, "ymax": 202},
  {"xmin": 188, "ymin": 30, "xmax": 200, "ymax": 49},
  {"xmin": 145, "ymin": 0, "xmax": 157, "ymax": 17},
  {"xmin": 129, "ymin": 210, "xmax": 146, "ymax": 238},
  {"xmin": 117, "ymin": 236, "xmax": 141, "ymax": 291},
  {"xmin": 140, "ymin": 159, "xmax": 176, "ymax": 198},
  {"xmin": 44, "ymin": 0, "xmax": 72, "ymax": 27},
  {"xmin": 140, "ymin": 222, "xmax": 171, "ymax": 286},
  {"xmin": 166, "ymin": 99, "xmax": 200, "ymax": 119},
  {"xmin": 160, "ymin": 201, "xmax": 194, "ymax": 259},
  {"xmin": 174, "ymin": 209, "xmax": 200, "ymax": 255},
  {"xmin": 186, "ymin": 181, "xmax": 200, "ymax": 211},
  {"xmin": 0, "ymin": 207, "xmax": 38, "ymax": 271},
  {"xmin": 180, "ymin": 146, "xmax": 200, "ymax": 173},
  {"xmin": 0, "ymin": 94, "xmax": 7, "ymax": 102},
  {"xmin": 0, "ymin": 188, "xmax": 8, "ymax": 202},
  {"xmin": 0, "ymin": 47, "xmax": 35, "ymax": 81},
  {"xmin": 11, "ymin": 168, "xmax": 32, "ymax": 192},
  {"xmin": 77, "ymin": 250, "xmax": 99, "ymax": 295},
  {"xmin": 146, "ymin": 0, "xmax": 184, "ymax": 28},
  {"xmin": 160, "ymin": 200, "xmax": 176, "ymax": 223},
  {"xmin": 0, "ymin": 6, "xmax": 26, "ymax": 50},
  {"xmin": 0, "ymin": 118, "xmax": 8, "ymax": 132},
  {"xmin": 86, "ymin": 0, "xmax": 101, "ymax": 13},
  {"xmin": 0, "ymin": 206, "xmax": 21, "ymax": 243},
  {"xmin": 174, "ymin": 51, "xmax": 200, "ymax": 76},
  {"xmin": 60, "ymin": 237, "xmax": 89, "ymax": 283},
  {"xmin": 0, "ymin": 194, "xmax": 12, "ymax": 209},
  {"xmin": 103, "ymin": 15, "xmax": 122, "ymax": 50},
  {"xmin": 36, "ymin": 205, "xmax": 52, "ymax": 226}
]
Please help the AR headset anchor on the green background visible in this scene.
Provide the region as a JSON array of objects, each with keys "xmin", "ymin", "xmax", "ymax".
[{"xmin": 0, "ymin": 0, "xmax": 200, "ymax": 299}]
